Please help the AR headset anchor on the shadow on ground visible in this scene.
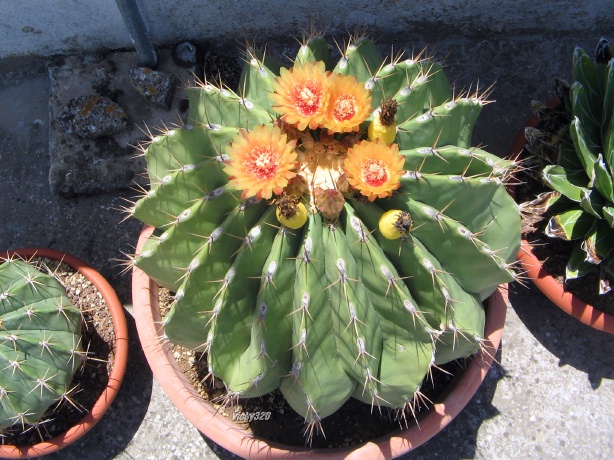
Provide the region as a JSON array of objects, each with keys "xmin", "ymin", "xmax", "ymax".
[
  {"xmin": 43, "ymin": 310, "xmax": 153, "ymax": 460},
  {"xmin": 510, "ymin": 284, "xmax": 614, "ymax": 389}
]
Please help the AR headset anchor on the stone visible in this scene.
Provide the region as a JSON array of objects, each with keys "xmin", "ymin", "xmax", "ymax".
[
  {"xmin": 48, "ymin": 50, "xmax": 195, "ymax": 196},
  {"xmin": 129, "ymin": 66, "xmax": 177, "ymax": 109},
  {"xmin": 56, "ymin": 95, "xmax": 130, "ymax": 138},
  {"xmin": 172, "ymin": 41, "xmax": 200, "ymax": 68}
]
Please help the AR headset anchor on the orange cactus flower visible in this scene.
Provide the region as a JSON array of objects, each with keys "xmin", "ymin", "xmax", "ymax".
[
  {"xmin": 270, "ymin": 61, "xmax": 330, "ymax": 131},
  {"xmin": 343, "ymin": 140, "xmax": 405, "ymax": 201},
  {"xmin": 224, "ymin": 124, "xmax": 298, "ymax": 200},
  {"xmin": 322, "ymin": 74, "xmax": 372, "ymax": 133}
]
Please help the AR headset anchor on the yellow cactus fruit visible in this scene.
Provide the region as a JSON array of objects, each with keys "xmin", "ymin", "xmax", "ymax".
[
  {"xmin": 276, "ymin": 199, "xmax": 308, "ymax": 229},
  {"xmin": 379, "ymin": 209, "xmax": 413, "ymax": 239}
]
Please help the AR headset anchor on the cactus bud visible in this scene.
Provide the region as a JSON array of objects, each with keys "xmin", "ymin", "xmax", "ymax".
[
  {"xmin": 314, "ymin": 187, "xmax": 345, "ymax": 221},
  {"xmin": 368, "ymin": 99, "xmax": 398, "ymax": 144}
]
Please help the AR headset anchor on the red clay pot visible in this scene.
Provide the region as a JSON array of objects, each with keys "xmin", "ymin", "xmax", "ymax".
[
  {"xmin": 510, "ymin": 109, "xmax": 614, "ymax": 334},
  {"xmin": 0, "ymin": 248, "xmax": 129, "ymax": 458},
  {"xmin": 132, "ymin": 225, "xmax": 508, "ymax": 459}
]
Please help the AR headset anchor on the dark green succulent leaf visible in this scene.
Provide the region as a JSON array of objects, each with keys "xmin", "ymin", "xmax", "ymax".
[
  {"xmin": 524, "ymin": 127, "xmax": 559, "ymax": 165},
  {"xmin": 593, "ymin": 154, "xmax": 614, "ymax": 201},
  {"xmin": 555, "ymin": 77, "xmax": 573, "ymax": 115},
  {"xmin": 573, "ymin": 46, "xmax": 603, "ymax": 118},
  {"xmin": 295, "ymin": 36, "xmax": 333, "ymax": 69},
  {"xmin": 602, "ymin": 60, "xmax": 614, "ymax": 154},
  {"xmin": 580, "ymin": 187, "xmax": 606, "ymax": 218},
  {"xmin": 542, "ymin": 164, "xmax": 589, "ymax": 202},
  {"xmin": 546, "ymin": 208, "xmax": 595, "ymax": 240},
  {"xmin": 600, "ymin": 261, "xmax": 614, "ymax": 294},
  {"xmin": 571, "ymin": 83, "xmax": 602, "ymax": 156},
  {"xmin": 605, "ymin": 111, "xmax": 614, "ymax": 170},
  {"xmin": 595, "ymin": 37, "xmax": 613, "ymax": 65},
  {"xmin": 557, "ymin": 128, "xmax": 585, "ymax": 171},
  {"xmin": 594, "ymin": 220, "xmax": 614, "ymax": 260},
  {"xmin": 582, "ymin": 229, "xmax": 603, "ymax": 264},
  {"xmin": 569, "ymin": 117, "xmax": 597, "ymax": 178},
  {"xmin": 546, "ymin": 192, "xmax": 579, "ymax": 214},
  {"xmin": 566, "ymin": 241, "xmax": 598, "ymax": 280},
  {"xmin": 573, "ymin": 46, "xmax": 605, "ymax": 144}
]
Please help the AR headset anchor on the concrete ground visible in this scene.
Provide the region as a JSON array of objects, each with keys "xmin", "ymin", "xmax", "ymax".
[{"xmin": 1, "ymin": 31, "xmax": 613, "ymax": 459}]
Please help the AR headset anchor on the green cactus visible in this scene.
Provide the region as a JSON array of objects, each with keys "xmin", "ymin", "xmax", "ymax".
[
  {"xmin": 0, "ymin": 258, "xmax": 83, "ymax": 434},
  {"xmin": 522, "ymin": 37, "xmax": 614, "ymax": 295},
  {"xmin": 131, "ymin": 33, "xmax": 520, "ymax": 436}
]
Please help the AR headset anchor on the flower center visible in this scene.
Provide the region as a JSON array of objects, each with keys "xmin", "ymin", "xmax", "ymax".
[
  {"xmin": 361, "ymin": 158, "xmax": 389, "ymax": 187},
  {"xmin": 244, "ymin": 146, "xmax": 281, "ymax": 180},
  {"xmin": 290, "ymin": 80, "xmax": 323, "ymax": 116},
  {"xmin": 333, "ymin": 94, "xmax": 357, "ymax": 121}
]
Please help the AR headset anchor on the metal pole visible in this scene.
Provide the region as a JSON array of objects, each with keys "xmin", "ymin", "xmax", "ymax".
[{"xmin": 114, "ymin": 0, "xmax": 158, "ymax": 68}]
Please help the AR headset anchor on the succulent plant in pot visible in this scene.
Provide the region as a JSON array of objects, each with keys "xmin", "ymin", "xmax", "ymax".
[
  {"xmin": 129, "ymin": 32, "xmax": 520, "ymax": 454},
  {"xmin": 0, "ymin": 258, "xmax": 84, "ymax": 432},
  {"xmin": 0, "ymin": 249, "xmax": 128, "ymax": 458},
  {"xmin": 517, "ymin": 37, "xmax": 614, "ymax": 332}
]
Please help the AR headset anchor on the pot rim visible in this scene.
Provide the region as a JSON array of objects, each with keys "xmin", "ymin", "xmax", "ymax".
[
  {"xmin": 509, "ymin": 105, "xmax": 614, "ymax": 335},
  {"xmin": 132, "ymin": 224, "xmax": 507, "ymax": 459},
  {"xmin": 517, "ymin": 240, "xmax": 614, "ymax": 333},
  {"xmin": 0, "ymin": 248, "xmax": 129, "ymax": 458}
]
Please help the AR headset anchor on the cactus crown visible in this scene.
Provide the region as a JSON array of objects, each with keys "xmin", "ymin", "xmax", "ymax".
[
  {"xmin": 131, "ymin": 33, "xmax": 520, "ymax": 439},
  {"xmin": 523, "ymin": 37, "xmax": 614, "ymax": 295},
  {"xmin": 0, "ymin": 257, "xmax": 83, "ymax": 435}
]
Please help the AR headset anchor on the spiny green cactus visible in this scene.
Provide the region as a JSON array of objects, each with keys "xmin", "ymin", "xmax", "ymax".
[
  {"xmin": 0, "ymin": 258, "xmax": 83, "ymax": 434},
  {"xmin": 130, "ymin": 33, "xmax": 520, "ymax": 437},
  {"xmin": 523, "ymin": 37, "xmax": 614, "ymax": 294}
]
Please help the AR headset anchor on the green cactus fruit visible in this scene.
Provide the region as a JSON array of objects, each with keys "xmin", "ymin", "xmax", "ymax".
[
  {"xmin": 523, "ymin": 37, "xmax": 614, "ymax": 295},
  {"xmin": 131, "ymin": 33, "xmax": 521, "ymax": 436},
  {"xmin": 0, "ymin": 258, "xmax": 83, "ymax": 433}
]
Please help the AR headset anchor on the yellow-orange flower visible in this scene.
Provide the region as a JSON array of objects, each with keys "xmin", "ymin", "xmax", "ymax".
[
  {"xmin": 269, "ymin": 61, "xmax": 330, "ymax": 131},
  {"xmin": 343, "ymin": 140, "xmax": 405, "ymax": 201},
  {"xmin": 224, "ymin": 124, "xmax": 298, "ymax": 200},
  {"xmin": 322, "ymin": 74, "xmax": 372, "ymax": 133}
]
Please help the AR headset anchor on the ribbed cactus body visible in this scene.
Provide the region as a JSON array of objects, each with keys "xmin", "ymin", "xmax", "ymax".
[
  {"xmin": 133, "ymin": 36, "xmax": 520, "ymax": 426},
  {"xmin": 0, "ymin": 259, "xmax": 83, "ymax": 432}
]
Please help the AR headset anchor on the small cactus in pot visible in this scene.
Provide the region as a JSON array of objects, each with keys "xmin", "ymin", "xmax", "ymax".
[
  {"xmin": 129, "ymin": 33, "xmax": 521, "ymax": 438},
  {"xmin": 0, "ymin": 257, "xmax": 84, "ymax": 436},
  {"xmin": 522, "ymin": 37, "xmax": 614, "ymax": 295}
]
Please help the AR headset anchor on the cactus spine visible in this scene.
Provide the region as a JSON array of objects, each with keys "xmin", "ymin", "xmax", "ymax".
[{"xmin": 131, "ymin": 33, "xmax": 521, "ymax": 437}]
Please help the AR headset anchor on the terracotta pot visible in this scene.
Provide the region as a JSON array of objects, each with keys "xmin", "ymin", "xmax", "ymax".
[
  {"xmin": 0, "ymin": 248, "xmax": 129, "ymax": 458},
  {"xmin": 132, "ymin": 225, "xmax": 508, "ymax": 459},
  {"xmin": 510, "ymin": 109, "xmax": 614, "ymax": 334}
]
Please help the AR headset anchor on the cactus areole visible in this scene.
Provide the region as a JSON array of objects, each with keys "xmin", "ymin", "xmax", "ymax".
[{"xmin": 131, "ymin": 34, "xmax": 521, "ymax": 437}]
